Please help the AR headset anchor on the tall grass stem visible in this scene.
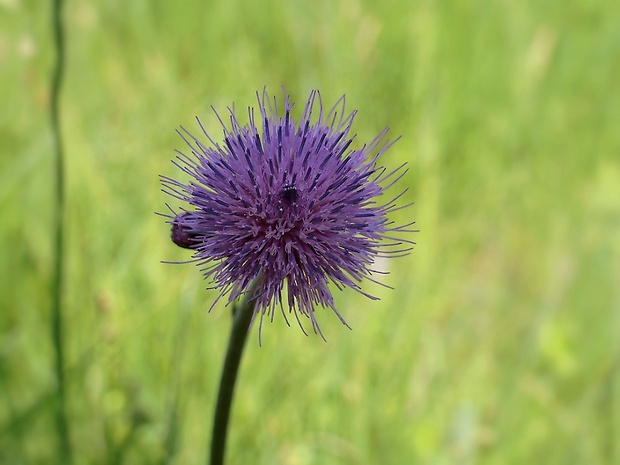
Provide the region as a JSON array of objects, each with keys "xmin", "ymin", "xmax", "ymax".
[{"xmin": 50, "ymin": 0, "xmax": 71, "ymax": 461}]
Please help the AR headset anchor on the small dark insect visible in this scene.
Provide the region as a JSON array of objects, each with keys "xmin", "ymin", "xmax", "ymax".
[
  {"xmin": 280, "ymin": 184, "xmax": 298, "ymax": 204},
  {"xmin": 171, "ymin": 212, "xmax": 201, "ymax": 249}
]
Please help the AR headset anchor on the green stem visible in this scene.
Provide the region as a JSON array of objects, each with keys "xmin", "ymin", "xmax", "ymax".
[
  {"xmin": 209, "ymin": 284, "xmax": 258, "ymax": 465},
  {"xmin": 50, "ymin": 0, "xmax": 71, "ymax": 461}
]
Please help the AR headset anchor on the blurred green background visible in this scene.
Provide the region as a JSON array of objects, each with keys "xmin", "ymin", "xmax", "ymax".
[{"xmin": 2, "ymin": 0, "xmax": 619, "ymax": 463}]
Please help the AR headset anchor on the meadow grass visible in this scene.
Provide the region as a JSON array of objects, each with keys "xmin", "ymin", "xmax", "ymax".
[{"xmin": 1, "ymin": 0, "xmax": 619, "ymax": 463}]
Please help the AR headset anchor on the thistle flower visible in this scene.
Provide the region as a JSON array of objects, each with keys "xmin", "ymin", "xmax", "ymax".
[{"xmin": 161, "ymin": 89, "xmax": 414, "ymax": 337}]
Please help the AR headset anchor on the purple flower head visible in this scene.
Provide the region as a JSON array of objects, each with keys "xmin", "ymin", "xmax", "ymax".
[{"xmin": 161, "ymin": 89, "xmax": 415, "ymax": 338}]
